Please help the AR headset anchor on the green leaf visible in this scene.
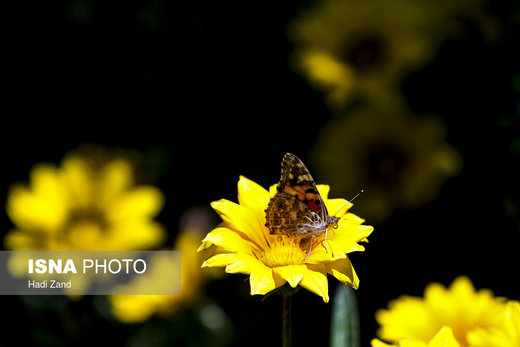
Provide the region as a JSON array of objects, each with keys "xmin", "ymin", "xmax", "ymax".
[{"xmin": 330, "ymin": 285, "xmax": 360, "ymax": 347}]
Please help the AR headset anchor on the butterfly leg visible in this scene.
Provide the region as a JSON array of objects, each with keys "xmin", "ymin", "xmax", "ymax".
[
  {"xmin": 324, "ymin": 228, "xmax": 329, "ymax": 253},
  {"xmin": 303, "ymin": 237, "xmax": 315, "ymax": 260}
]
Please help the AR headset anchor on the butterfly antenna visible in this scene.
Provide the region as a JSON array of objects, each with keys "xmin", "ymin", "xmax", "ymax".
[
  {"xmin": 333, "ymin": 189, "xmax": 365, "ymax": 218},
  {"xmin": 349, "ymin": 189, "xmax": 364, "ymax": 203}
]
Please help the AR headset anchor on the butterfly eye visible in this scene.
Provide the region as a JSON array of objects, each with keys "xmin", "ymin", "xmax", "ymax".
[{"xmin": 333, "ymin": 224, "xmax": 339, "ymax": 229}]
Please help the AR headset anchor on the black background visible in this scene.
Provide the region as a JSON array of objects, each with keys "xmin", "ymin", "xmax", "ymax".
[{"xmin": 1, "ymin": 0, "xmax": 519, "ymax": 346}]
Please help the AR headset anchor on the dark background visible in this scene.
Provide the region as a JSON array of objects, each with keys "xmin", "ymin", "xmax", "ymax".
[{"xmin": 1, "ymin": 0, "xmax": 519, "ymax": 346}]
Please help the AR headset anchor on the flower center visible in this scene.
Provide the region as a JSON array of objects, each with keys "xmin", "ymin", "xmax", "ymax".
[
  {"xmin": 65, "ymin": 208, "xmax": 108, "ymax": 230},
  {"xmin": 340, "ymin": 32, "xmax": 387, "ymax": 71},
  {"xmin": 63, "ymin": 208, "xmax": 109, "ymax": 247},
  {"xmin": 261, "ymin": 236, "xmax": 307, "ymax": 267},
  {"xmin": 366, "ymin": 142, "xmax": 410, "ymax": 189}
]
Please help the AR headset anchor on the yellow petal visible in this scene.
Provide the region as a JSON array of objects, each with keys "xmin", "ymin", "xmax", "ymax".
[
  {"xmin": 268, "ymin": 184, "xmax": 277, "ymax": 196},
  {"xmin": 3, "ymin": 229, "xmax": 38, "ymax": 250},
  {"xmin": 237, "ymin": 176, "xmax": 269, "ymax": 204},
  {"xmin": 371, "ymin": 339, "xmax": 395, "ymax": 347},
  {"xmin": 317, "ymin": 184, "xmax": 330, "ymax": 199},
  {"xmin": 7, "ymin": 167, "xmax": 68, "ymax": 233},
  {"xmin": 224, "ymin": 253, "xmax": 265, "ymax": 275},
  {"xmin": 250, "ymin": 263, "xmax": 285, "ymax": 296},
  {"xmin": 237, "ymin": 176, "xmax": 270, "ymax": 227},
  {"xmin": 375, "ymin": 295, "xmax": 436, "ymax": 343},
  {"xmin": 200, "ymin": 227, "xmax": 257, "ymax": 254},
  {"xmin": 329, "ymin": 224, "xmax": 373, "ymax": 252},
  {"xmin": 31, "ymin": 164, "xmax": 68, "ymax": 204},
  {"xmin": 109, "ymin": 294, "xmax": 167, "ymax": 323},
  {"xmin": 327, "ymin": 257, "xmax": 359, "ymax": 289},
  {"xmin": 295, "ymin": 50, "xmax": 356, "ymax": 101},
  {"xmin": 107, "ymin": 187, "xmax": 164, "ymax": 222},
  {"xmin": 305, "ymin": 240, "xmax": 344, "ymax": 264},
  {"xmin": 208, "ymin": 252, "xmax": 286, "ymax": 295},
  {"xmin": 399, "ymin": 341, "xmax": 427, "ymax": 347},
  {"xmin": 60, "ymin": 157, "xmax": 93, "ymax": 209},
  {"xmin": 428, "ymin": 327, "xmax": 461, "ymax": 347},
  {"xmin": 108, "ymin": 220, "xmax": 166, "ymax": 250},
  {"xmin": 197, "ymin": 240, "xmax": 214, "ymax": 252},
  {"xmin": 202, "ymin": 253, "xmax": 237, "ymax": 268},
  {"xmin": 273, "ymin": 265, "xmax": 306, "ymax": 288},
  {"xmin": 211, "ymin": 199, "xmax": 268, "ymax": 250},
  {"xmin": 305, "ymin": 226, "xmax": 369, "ymax": 265},
  {"xmin": 300, "ymin": 264, "xmax": 329, "ymax": 302},
  {"xmin": 340, "ymin": 212, "xmax": 367, "ymax": 225},
  {"xmin": 326, "ymin": 198, "xmax": 352, "ymax": 217},
  {"xmin": 95, "ymin": 159, "xmax": 133, "ymax": 207},
  {"xmin": 506, "ymin": 301, "xmax": 520, "ymax": 339},
  {"xmin": 449, "ymin": 276, "xmax": 474, "ymax": 293}
]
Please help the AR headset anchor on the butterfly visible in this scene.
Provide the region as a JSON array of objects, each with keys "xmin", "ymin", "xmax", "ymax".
[{"xmin": 265, "ymin": 153, "xmax": 340, "ymax": 256}]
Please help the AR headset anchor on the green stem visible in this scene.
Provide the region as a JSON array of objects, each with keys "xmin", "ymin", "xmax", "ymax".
[{"xmin": 282, "ymin": 294, "xmax": 292, "ymax": 347}]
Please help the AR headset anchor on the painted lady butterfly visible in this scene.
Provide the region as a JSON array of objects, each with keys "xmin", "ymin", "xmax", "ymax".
[{"xmin": 265, "ymin": 153, "xmax": 339, "ymax": 255}]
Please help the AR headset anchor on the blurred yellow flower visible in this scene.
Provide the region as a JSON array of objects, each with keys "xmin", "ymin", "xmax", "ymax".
[
  {"xmin": 312, "ymin": 99, "xmax": 461, "ymax": 223},
  {"xmin": 468, "ymin": 301, "xmax": 520, "ymax": 347},
  {"xmin": 198, "ymin": 176, "xmax": 373, "ymax": 302},
  {"xmin": 372, "ymin": 326, "xmax": 461, "ymax": 347},
  {"xmin": 288, "ymin": 0, "xmax": 437, "ymax": 109},
  {"xmin": 376, "ymin": 277, "xmax": 507, "ymax": 346},
  {"xmin": 288, "ymin": 0, "xmax": 494, "ymax": 110},
  {"xmin": 4, "ymin": 153, "xmax": 165, "ymax": 251},
  {"xmin": 109, "ymin": 226, "xmax": 216, "ymax": 323}
]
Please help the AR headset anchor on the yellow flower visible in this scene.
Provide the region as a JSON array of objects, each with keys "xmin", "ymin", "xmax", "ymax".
[
  {"xmin": 288, "ymin": 0, "xmax": 493, "ymax": 110},
  {"xmin": 312, "ymin": 99, "xmax": 461, "ymax": 223},
  {"xmin": 372, "ymin": 326, "xmax": 461, "ymax": 347},
  {"xmin": 4, "ymin": 153, "xmax": 165, "ymax": 251},
  {"xmin": 198, "ymin": 176, "xmax": 373, "ymax": 302},
  {"xmin": 468, "ymin": 301, "xmax": 520, "ymax": 347},
  {"xmin": 375, "ymin": 277, "xmax": 507, "ymax": 346},
  {"xmin": 109, "ymin": 227, "xmax": 214, "ymax": 323},
  {"xmin": 288, "ymin": 0, "xmax": 437, "ymax": 109}
]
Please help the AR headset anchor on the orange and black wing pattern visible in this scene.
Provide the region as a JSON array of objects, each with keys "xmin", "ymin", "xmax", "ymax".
[{"xmin": 265, "ymin": 153, "xmax": 328, "ymax": 236}]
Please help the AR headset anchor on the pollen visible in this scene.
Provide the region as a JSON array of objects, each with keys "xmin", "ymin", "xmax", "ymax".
[{"xmin": 260, "ymin": 236, "xmax": 307, "ymax": 267}]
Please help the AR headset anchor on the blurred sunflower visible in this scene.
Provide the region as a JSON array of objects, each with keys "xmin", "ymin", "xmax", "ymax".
[
  {"xmin": 372, "ymin": 326, "xmax": 461, "ymax": 347},
  {"xmin": 198, "ymin": 176, "xmax": 373, "ymax": 303},
  {"xmin": 312, "ymin": 99, "xmax": 461, "ymax": 223},
  {"xmin": 288, "ymin": 0, "xmax": 437, "ymax": 109},
  {"xmin": 375, "ymin": 277, "xmax": 507, "ymax": 346},
  {"xmin": 4, "ymin": 152, "xmax": 165, "ymax": 251},
  {"xmin": 289, "ymin": 0, "xmax": 496, "ymax": 110},
  {"xmin": 468, "ymin": 301, "xmax": 520, "ymax": 347}
]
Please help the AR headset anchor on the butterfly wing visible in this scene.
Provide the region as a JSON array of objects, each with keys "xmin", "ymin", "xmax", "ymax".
[
  {"xmin": 277, "ymin": 153, "xmax": 329, "ymax": 219},
  {"xmin": 265, "ymin": 153, "xmax": 330, "ymax": 237},
  {"xmin": 265, "ymin": 192, "xmax": 318, "ymax": 236}
]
